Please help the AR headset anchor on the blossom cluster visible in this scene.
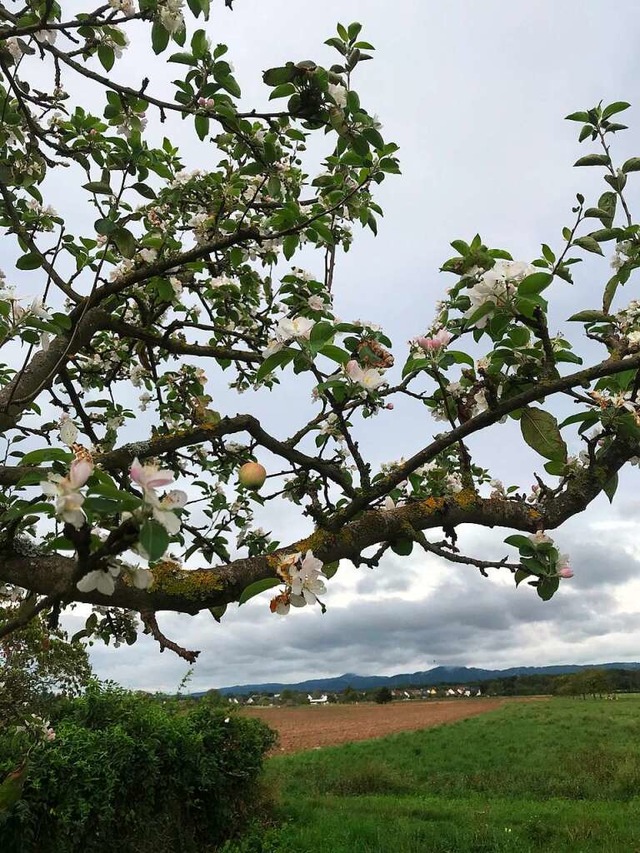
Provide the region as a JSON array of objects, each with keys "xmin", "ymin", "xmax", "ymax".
[
  {"xmin": 528, "ymin": 531, "xmax": 574, "ymax": 578},
  {"xmin": 464, "ymin": 260, "xmax": 537, "ymax": 328},
  {"xmin": 270, "ymin": 550, "xmax": 327, "ymax": 615},
  {"xmin": 129, "ymin": 458, "xmax": 188, "ymax": 537}
]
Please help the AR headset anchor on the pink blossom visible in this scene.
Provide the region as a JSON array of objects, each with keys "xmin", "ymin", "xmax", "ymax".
[
  {"xmin": 41, "ymin": 459, "xmax": 94, "ymax": 528},
  {"xmin": 415, "ymin": 329, "xmax": 453, "ymax": 352},
  {"xmin": 557, "ymin": 555, "xmax": 574, "ymax": 579},
  {"xmin": 130, "ymin": 458, "xmax": 174, "ymax": 491},
  {"xmin": 68, "ymin": 459, "xmax": 93, "ymax": 490},
  {"xmin": 345, "ymin": 360, "xmax": 385, "ymax": 390}
]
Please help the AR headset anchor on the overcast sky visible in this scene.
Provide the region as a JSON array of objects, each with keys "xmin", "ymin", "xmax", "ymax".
[{"xmin": 12, "ymin": 1, "xmax": 640, "ymax": 692}]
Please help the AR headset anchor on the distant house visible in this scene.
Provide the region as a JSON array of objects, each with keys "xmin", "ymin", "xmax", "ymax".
[{"xmin": 307, "ymin": 694, "xmax": 329, "ymax": 704}]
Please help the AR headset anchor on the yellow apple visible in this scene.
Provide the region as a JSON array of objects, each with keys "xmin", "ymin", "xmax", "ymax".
[{"xmin": 238, "ymin": 462, "xmax": 267, "ymax": 490}]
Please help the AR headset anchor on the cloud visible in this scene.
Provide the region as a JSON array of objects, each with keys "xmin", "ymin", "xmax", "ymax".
[{"xmin": 86, "ymin": 519, "xmax": 640, "ymax": 692}]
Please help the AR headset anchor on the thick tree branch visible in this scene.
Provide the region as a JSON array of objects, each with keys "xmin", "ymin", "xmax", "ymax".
[
  {"xmin": 0, "ymin": 494, "xmax": 545, "ymax": 614},
  {"xmin": 0, "ymin": 306, "xmax": 106, "ymax": 433},
  {"xmin": 0, "ymin": 414, "xmax": 354, "ymax": 493}
]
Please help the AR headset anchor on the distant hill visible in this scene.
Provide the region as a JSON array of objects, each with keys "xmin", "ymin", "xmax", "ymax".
[{"xmin": 201, "ymin": 662, "xmax": 640, "ymax": 696}]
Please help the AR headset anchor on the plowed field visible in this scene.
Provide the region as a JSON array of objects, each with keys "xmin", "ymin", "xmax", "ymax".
[{"xmin": 242, "ymin": 698, "xmax": 507, "ymax": 754}]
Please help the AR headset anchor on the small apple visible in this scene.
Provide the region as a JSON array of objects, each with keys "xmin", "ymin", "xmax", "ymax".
[{"xmin": 238, "ymin": 462, "xmax": 267, "ymax": 490}]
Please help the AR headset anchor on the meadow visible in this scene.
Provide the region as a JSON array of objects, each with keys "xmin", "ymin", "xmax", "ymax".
[{"xmin": 225, "ymin": 697, "xmax": 640, "ymax": 852}]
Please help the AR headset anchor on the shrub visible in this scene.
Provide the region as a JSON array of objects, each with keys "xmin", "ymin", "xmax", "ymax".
[
  {"xmin": 374, "ymin": 687, "xmax": 393, "ymax": 704},
  {"xmin": 0, "ymin": 684, "xmax": 277, "ymax": 853}
]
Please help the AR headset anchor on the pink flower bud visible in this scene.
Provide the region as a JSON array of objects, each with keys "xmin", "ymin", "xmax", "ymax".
[
  {"xmin": 557, "ymin": 565, "xmax": 574, "ymax": 579},
  {"xmin": 386, "ymin": 403, "xmax": 394, "ymax": 410},
  {"xmin": 414, "ymin": 329, "xmax": 453, "ymax": 352}
]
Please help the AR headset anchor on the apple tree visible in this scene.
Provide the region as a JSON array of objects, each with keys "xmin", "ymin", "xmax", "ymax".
[{"xmin": 1, "ymin": 1, "xmax": 640, "ymax": 660}]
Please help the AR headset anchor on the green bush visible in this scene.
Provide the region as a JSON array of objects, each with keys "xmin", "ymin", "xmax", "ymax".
[{"xmin": 0, "ymin": 684, "xmax": 277, "ymax": 853}]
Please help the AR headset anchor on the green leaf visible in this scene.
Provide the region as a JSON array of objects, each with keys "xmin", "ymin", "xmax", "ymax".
[
  {"xmin": 514, "ymin": 568, "xmax": 532, "ymax": 587},
  {"xmin": 518, "ymin": 272, "xmax": 552, "ymax": 296},
  {"xmin": 602, "ymin": 101, "xmax": 631, "ymax": 120},
  {"xmin": 168, "ymin": 51, "xmax": 198, "ymax": 66},
  {"xmin": 603, "ymin": 473, "xmax": 618, "ymax": 503},
  {"xmin": 89, "ymin": 485, "xmax": 140, "ymax": 512},
  {"xmin": 16, "ymin": 253, "xmax": 43, "ymax": 270},
  {"xmin": 520, "ymin": 407, "xmax": 568, "ymax": 462},
  {"xmin": 323, "ymin": 560, "xmax": 339, "ymax": 579},
  {"xmin": 309, "ymin": 321, "xmax": 334, "ymax": 348},
  {"xmin": 578, "ymin": 125, "xmax": 594, "ymax": 143},
  {"xmin": 151, "ymin": 20, "xmax": 170, "ymax": 54},
  {"xmin": 537, "ymin": 576, "xmax": 560, "ymax": 601},
  {"xmin": 194, "ymin": 113, "xmax": 209, "ymax": 140},
  {"xmin": 218, "ymin": 75, "xmax": 240, "ymax": 98},
  {"xmin": 82, "ymin": 181, "xmax": 112, "ymax": 195},
  {"xmin": 21, "ymin": 448, "xmax": 72, "ymax": 465},
  {"xmin": 589, "ymin": 228, "xmax": 621, "ymax": 242},
  {"xmin": 112, "ymin": 227, "xmax": 136, "ymax": 259},
  {"xmin": 573, "ymin": 236, "xmax": 603, "ymax": 256},
  {"xmin": 318, "ymin": 344, "xmax": 350, "ymax": 364},
  {"xmin": 504, "ymin": 534, "xmax": 535, "ymax": 551},
  {"xmin": 565, "ymin": 111, "xmax": 591, "ymax": 123},
  {"xmin": 269, "ymin": 82, "xmax": 296, "ymax": 100},
  {"xmin": 262, "ymin": 64, "xmax": 296, "ymax": 86},
  {"xmin": 132, "ymin": 182, "xmax": 157, "ymax": 200},
  {"xmin": 209, "ymin": 604, "xmax": 227, "ymax": 622},
  {"xmin": 597, "ymin": 192, "xmax": 617, "ymax": 227},
  {"xmin": 573, "ymin": 154, "xmax": 610, "ymax": 167},
  {"xmin": 447, "ymin": 350, "xmax": 475, "ymax": 366},
  {"xmin": 238, "ymin": 577, "xmax": 281, "ymax": 605},
  {"xmin": 97, "ymin": 44, "xmax": 115, "ymax": 71},
  {"xmin": 83, "ymin": 496, "xmax": 121, "ymax": 515},
  {"xmin": 559, "ymin": 411, "xmax": 599, "ymax": 429},
  {"xmin": 603, "ymin": 274, "xmax": 620, "ymax": 313},
  {"xmin": 465, "ymin": 301, "xmax": 495, "ymax": 328},
  {"xmin": 256, "ymin": 347, "xmax": 296, "ymax": 382},
  {"xmin": 282, "ymin": 234, "xmax": 298, "ymax": 259},
  {"xmin": 94, "ymin": 217, "xmax": 116, "ymax": 235},
  {"xmin": 567, "ymin": 309, "xmax": 614, "ymax": 323},
  {"xmin": 543, "ymin": 459, "xmax": 566, "ymax": 476},
  {"xmin": 139, "ymin": 519, "xmax": 170, "ymax": 562},
  {"xmin": 191, "ymin": 28, "xmax": 208, "ymax": 59},
  {"xmin": 622, "ymin": 157, "xmax": 640, "ymax": 174},
  {"xmin": 390, "ymin": 538, "xmax": 413, "ymax": 556}
]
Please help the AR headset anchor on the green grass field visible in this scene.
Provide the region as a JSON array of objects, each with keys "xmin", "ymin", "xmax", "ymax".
[{"xmin": 223, "ymin": 697, "xmax": 640, "ymax": 852}]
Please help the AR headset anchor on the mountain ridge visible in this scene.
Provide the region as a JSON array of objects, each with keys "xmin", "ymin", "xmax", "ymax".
[{"xmin": 201, "ymin": 662, "xmax": 640, "ymax": 696}]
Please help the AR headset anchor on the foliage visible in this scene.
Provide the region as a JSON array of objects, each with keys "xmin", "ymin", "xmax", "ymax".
[
  {"xmin": 0, "ymin": 683, "xmax": 277, "ymax": 852},
  {"xmin": 243, "ymin": 698, "xmax": 640, "ymax": 851},
  {"xmin": 373, "ymin": 686, "xmax": 392, "ymax": 704},
  {"xmin": 0, "ymin": 600, "xmax": 92, "ymax": 727},
  {"xmin": 1, "ymin": 5, "xmax": 640, "ymax": 656}
]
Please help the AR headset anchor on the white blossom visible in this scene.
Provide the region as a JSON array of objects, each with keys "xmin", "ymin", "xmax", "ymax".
[
  {"xmin": 41, "ymin": 459, "xmax": 93, "ymax": 528},
  {"xmin": 327, "ymin": 83, "xmax": 348, "ymax": 108},
  {"xmin": 277, "ymin": 316, "xmax": 315, "ymax": 341},
  {"xmin": 5, "ymin": 38, "xmax": 25, "ymax": 62},
  {"xmin": 345, "ymin": 360, "xmax": 385, "ymax": 391},
  {"xmin": 77, "ymin": 564, "xmax": 121, "ymax": 596},
  {"xmin": 138, "ymin": 247, "xmax": 157, "ymax": 264},
  {"xmin": 465, "ymin": 260, "xmax": 536, "ymax": 328},
  {"xmin": 157, "ymin": 0, "xmax": 185, "ymax": 33},
  {"xmin": 108, "ymin": 0, "xmax": 135, "ymax": 13},
  {"xmin": 34, "ymin": 29, "xmax": 57, "ymax": 46}
]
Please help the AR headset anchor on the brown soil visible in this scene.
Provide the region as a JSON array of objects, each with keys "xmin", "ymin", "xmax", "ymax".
[{"xmin": 242, "ymin": 697, "xmax": 509, "ymax": 754}]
